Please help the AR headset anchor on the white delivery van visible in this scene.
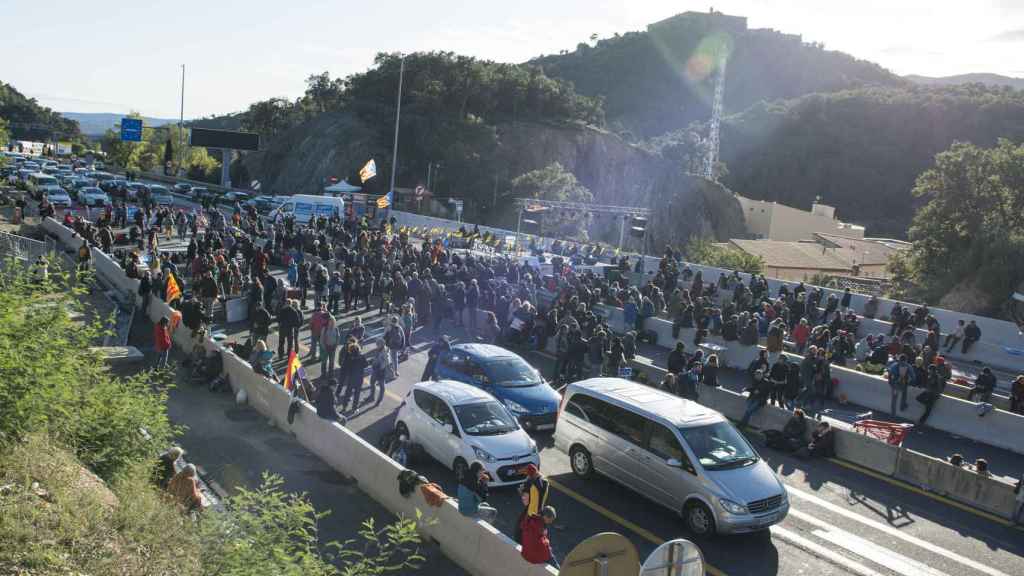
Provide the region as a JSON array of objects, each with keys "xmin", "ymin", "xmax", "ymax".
[{"xmin": 268, "ymin": 194, "xmax": 344, "ymax": 225}]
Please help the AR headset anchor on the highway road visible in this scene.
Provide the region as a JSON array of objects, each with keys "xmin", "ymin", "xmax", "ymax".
[{"xmin": 133, "ymin": 193, "xmax": 1024, "ymax": 576}]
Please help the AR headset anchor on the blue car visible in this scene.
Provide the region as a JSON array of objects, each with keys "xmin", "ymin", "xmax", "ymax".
[{"xmin": 433, "ymin": 343, "xmax": 562, "ymax": 432}]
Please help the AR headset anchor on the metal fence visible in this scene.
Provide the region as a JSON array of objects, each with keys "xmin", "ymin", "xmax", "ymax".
[{"xmin": 0, "ymin": 231, "xmax": 54, "ymax": 263}]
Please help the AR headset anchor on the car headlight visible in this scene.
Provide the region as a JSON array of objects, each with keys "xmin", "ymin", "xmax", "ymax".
[
  {"xmin": 503, "ymin": 399, "xmax": 529, "ymax": 415},
  {"xmin": 472, "ymin": 446, "xmax": 496, "ymax": 463},
  {"xmin": 529, "ymin": 439, "xmax": 538, "ymax": 454},
  {"xmin": 718, "ymin": 498, "xmax": 748, "ymax": 515}
]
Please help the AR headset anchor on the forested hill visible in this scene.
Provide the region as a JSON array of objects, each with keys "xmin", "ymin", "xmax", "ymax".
[
  {"xmin": 532, "ymin": 12, "xmax": 904, "ymax": 138},
  {"xmin": 718, "ymin": 84, "xmax": 1024, "ymax": 237},
  {"xmin": 0, "ymin": 81, "xmax": 81, "ymax": 141}
]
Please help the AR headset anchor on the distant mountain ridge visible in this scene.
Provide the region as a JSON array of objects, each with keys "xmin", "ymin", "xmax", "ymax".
[
  {"xmin": 61, "ymin": 112, "xmax": 178, "ymax": 135},
  {"xmin": 905, "ymin": 73, "xmax": 1024, "ymax": 90}
]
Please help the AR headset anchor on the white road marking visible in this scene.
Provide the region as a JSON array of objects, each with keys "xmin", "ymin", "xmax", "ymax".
[
  {"xmin": 786, "ymin": 486, "xmax": 1011, "ymax": 576},
  {"xmin": 810, "ymin": 528, "xmax": 951, "ymax": 576},
  {"xmin": 771, "ymin": 525, "xmax": 884, "ymax": 576}
]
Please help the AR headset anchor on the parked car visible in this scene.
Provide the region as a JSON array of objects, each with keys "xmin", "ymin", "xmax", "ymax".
[
  {"xmin": 224, "ymin": 190, "xmax": 251, "ymax": 203},
  {"xmin": 125, "ymin": 182, "xmax": 149, "ymax": 201},
  {"xmin": 395, "ymin": 380, "xmax": 540, "ymax": 486},
  {"xmin": 190, "ymin": 187, "xmax": 211, "ymax": 201},
  {"xmin": 78, "ymin": 187, "xmax": 111, "ymax": 207},
  {"xmin": 246, "ymin": 195, "xmax": 286, "ymax": 214},
  {"xmin": 151, "ymin": 185, "xmax": 173, "ymax": 206},
  {"xmin": 43, "ymin": 186, "xmax": 72, "ymax": 208},
  {"xmin": 173, "ymin": 182, "xmax": 193, "ymax": 195},
  {"xmin": 433, "ymin": 344, "xmax": 562, "ymax": 432},
  {"xmin": 555, "ymin": 377, "xmax": 789, "ymax": 536}
]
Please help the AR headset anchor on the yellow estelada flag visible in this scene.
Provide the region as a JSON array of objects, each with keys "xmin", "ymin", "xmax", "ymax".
[
  {"xmin": 165, "ymin": 273, "xmax": 182, "ymax": 303},
  {"xmin": 359, "ymin": 159, "xmax": 377, "ymax": 183}
]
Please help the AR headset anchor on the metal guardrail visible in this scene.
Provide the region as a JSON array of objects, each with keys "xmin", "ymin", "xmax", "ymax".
[{"xmin": 0, "ymin": 230, "xmax": 53, "ymax": 262}]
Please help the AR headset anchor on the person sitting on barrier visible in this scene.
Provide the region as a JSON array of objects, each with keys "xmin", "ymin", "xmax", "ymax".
[
  {"xmin": 739, "ymin": 369, "xmax": 771, "ymax": 428},
  {"xmin": 962, "ymin": 320, "xmax": 982, "ymax": 354},
  {"xmin": 967, "ymin": 367, "xmax": 997, "ymax": 404},
  {"xmin": 764, "ymin": 409, "xmax": 808, "ymax": 453},
  {"xmin": 1011, "ymin": 375, "xmax": 1024, "ymax": 415},
  {"xmin": 249, "ymin": 339, "xmax": 276, "ymax": 380},
  {"xmin": 974, "ymin": 458, "xmax": 991, "ymax": 477},
  {"xmin": 167, "ymin": 463, "xmax": 206, "ymax": 512},
  {"xmin": 797, "ymin": 421, "xmax": 835, "ymax": 459},
  {"xmin": 156, "ymin": 446, "xmax": 185, "ymax": 489},
  {"xmin": 949, "ymin": 453, "xmax": 965, "ymax": 467},
  {"xmin": 457, "ymin": 462, "xmax": 498, "ymax": 523},
  {"xmin": 917, "ymin": 364, "xmax": 946, "ymax": 426}
]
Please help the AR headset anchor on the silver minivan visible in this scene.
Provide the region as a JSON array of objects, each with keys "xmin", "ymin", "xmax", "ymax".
[{"xmin": 554, "ymin": 378, "xmax": 789, "ymax": 535}]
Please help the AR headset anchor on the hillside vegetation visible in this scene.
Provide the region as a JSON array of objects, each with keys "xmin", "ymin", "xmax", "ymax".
[
  {"xmin": 533, "ymin": 13, "xmax": 902, "ymax": 138},
  {"xmin": 0, "ymin": 81, "xmax": 82, "ymax": 143}
]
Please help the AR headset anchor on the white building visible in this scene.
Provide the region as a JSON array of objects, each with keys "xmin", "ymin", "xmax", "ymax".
[{"xmin": 735, "ymin": 194, "xmax": 865, "ymax": 242}]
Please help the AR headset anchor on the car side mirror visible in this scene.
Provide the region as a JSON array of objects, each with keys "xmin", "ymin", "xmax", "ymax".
[{"xmin": 666, "ymin": 458, "xmax": 683, "ymax": 468}]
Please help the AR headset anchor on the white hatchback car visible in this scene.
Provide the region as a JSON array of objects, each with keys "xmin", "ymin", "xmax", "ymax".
[{"xmin": 396, "ymin": 380, "xmax": 540, "ymax": 486}]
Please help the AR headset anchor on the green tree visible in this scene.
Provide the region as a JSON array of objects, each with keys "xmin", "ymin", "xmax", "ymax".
[
  {"xmin": 199, "ymin": 473, "xmax": 425, "ymax": 576},
  {"xmin": 684, "ymin": 237, "xmax": 764, "ymax": 273},
  {"xmin": 509, "ymin": 162, "xmax": 594, "ymax": 240},
  {"xmin": 0, "ymin": 260, "xmax": 177, "ymax": 479},
  {"xmin": 0, "ymin": 116, "xmax": 9, "ymax": 148},
  {"xmin": 898, "ymin": 139, "xmax": 1024, "ymax": 312}
]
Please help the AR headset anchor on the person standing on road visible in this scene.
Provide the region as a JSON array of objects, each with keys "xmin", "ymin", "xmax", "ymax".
[
  {"xmin": 277, "ymin": 299, "xmax": 302, "ymax": 358},
  {"xmin": 309, "ymin": 303, "xmax": 328, "ymax": 362},
  {"xmin": 466, "ymin": 278, "xmax": 480, "ymax": 336},
  {"xmin": 198, "ymin": 271, "xmax": 219, "ymax": 322},
  {"xmin": 297, "ymin": 261, "xmax": 311, "ymax": 310},
  {"xmin": 370, "ymin": 341, "xmax": 390, "ymax": 406},
  {"xmin": 886, "ymin": 354, "xmax": 915, "ymax": 415},
  {"xmin": 250, "ymin": 300, "xmax": 272, "ymax": 347},
  {"xmin": 153, "ymin": 316, "xmax": 172, "ymax": 369},
  {"xmin": 339, "ymin": 339, "xmax": 367, "ymax": 412},
  {"xmin": 421, "ymin": 336, "xmax": 451, "ymax": 381},
  {"xmin": 385, "ymin": 316, "xmax": 405, "ymax": 377},
  {"xmin": 319, "ymin": 313, "xmax": 340, "ymax": 378}
]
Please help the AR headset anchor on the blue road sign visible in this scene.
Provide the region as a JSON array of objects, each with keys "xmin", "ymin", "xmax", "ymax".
[{"xmin": 120, "ymin": 118, "xmax": 143, "ymax": 142}]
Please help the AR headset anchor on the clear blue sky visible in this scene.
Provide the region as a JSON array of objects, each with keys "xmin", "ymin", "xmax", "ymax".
[{"xmin": 5, "ymin": 0, "xmax": 1023, "ymax": 118}]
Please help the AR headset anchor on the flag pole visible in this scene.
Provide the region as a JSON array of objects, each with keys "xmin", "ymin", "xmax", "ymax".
[{"xmin": 388, "ymin": 55, "xmax": 405, "ymax": 215}]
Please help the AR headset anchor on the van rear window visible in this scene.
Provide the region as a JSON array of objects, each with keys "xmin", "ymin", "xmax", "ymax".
[{"xmin": 567, "ymin": 392, "xmax": 646, "ymax": 445}]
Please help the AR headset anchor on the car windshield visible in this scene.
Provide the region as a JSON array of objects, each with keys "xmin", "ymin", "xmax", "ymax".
[
  {"xmin": 679, "ymin": 422, "xmax": 759, "ymax": 471},
  {"xmin": 454, "ymin": 401, "xmax": 519, "ymax": 435},
  {"xmin": 484, "ymin": 356, "xmax": 543, "ymax": 386}
]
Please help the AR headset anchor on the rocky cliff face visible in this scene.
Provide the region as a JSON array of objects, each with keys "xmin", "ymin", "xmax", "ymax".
[{"xmin": 243, "ymin": 113, "xmax": 746, "ymax": 249}]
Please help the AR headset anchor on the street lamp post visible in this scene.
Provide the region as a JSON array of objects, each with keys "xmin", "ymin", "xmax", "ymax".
[{"xmin": 388, "ymin": 55, "xmax": 405, "ymax": 211}]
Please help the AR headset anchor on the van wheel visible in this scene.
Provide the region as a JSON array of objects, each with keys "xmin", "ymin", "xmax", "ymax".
[
  {"xmin": 684, "ymin": 501, "xmax": 716, "ymax": 536},
  {"xmin": 453, "ymin": 457, "xmax": 469, "ymax": 482},
  {"xmin": 569, "ymin": 446, "xmax": 594, "ymax": 478}
]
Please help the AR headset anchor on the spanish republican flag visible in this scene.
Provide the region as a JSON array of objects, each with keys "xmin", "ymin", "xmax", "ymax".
[
  {"xmin": 376, "ymin": 190, "xmax": 393, "ymax": 209},
  {"xmin": 283, "ymin": 351, "xmax": 306, "ymax": 392},
  {"xmin": 359, "ymin": 159, "xmax": 377, "ymax": 183},
  {"xmin": 165, "ymin": 273, "xmax": 182, "ymax": 303}
]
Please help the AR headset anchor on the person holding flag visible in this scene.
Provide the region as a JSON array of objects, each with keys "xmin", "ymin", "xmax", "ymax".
[
  {"xmin": 165, "ymin": 271, "xmax": 182, "ymax": 304},
  {"xmin": 376, "ymin": 190, "xmax": 393, "ymax": 210},
  {"xmin": 283, "ymin": 350, "xmax": 312, "ymax": 401}
]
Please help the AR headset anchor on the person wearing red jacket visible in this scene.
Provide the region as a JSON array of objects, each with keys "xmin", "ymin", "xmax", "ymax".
[
  {"xmin": 520, "ymin": 505, "xmax": 558, "ymax": 568},
  {"xmin": 154, "ymin": 316, "xmax": 172, "ymax": 369}
]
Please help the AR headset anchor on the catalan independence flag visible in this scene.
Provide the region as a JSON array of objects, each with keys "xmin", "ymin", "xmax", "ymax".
[
  {"xmin": 359, "ymin": 159, "xmax": 377, "ymax": 183},
  {"xmin": 165, "ymin": 273, "xmax": 182, "ymax": 303},
  {"xmin": 376, "ymin": 190, "xmax": 393, "ymax": 209},
  {"xmin": 283, "ymin": 351, "xmax": 306, "ymax": 393}
]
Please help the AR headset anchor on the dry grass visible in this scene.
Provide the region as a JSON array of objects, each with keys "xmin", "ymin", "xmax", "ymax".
[{"xmin": 0, "ymin": 434, "xmax": 202, "ymax": 576}]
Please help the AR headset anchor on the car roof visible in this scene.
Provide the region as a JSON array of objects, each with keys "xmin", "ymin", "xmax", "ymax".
[
  {"xmin": 414, "ymin": 379, "xmax": 495, "ymax": 406},
  {"xmin": 452, "ymin": 343, "xmax": 519, "ymax": 361},
  {"xmin": 568, "ymin": 378, "xmax": 724, "ymax": 428}
]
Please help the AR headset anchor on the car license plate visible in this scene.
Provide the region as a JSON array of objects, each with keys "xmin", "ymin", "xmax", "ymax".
[
  {"xmin": 756, "ymin": 513, "xmax": 778, "ymax": 528},
  {"xmin": 536, "ymin": 423, "xmax": 555, "ymax": 431}
]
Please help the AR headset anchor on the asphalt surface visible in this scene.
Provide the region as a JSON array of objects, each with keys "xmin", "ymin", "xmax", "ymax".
[{"xmin": 120, "ymin": 192, "xmax": 1024, "ymax": 576}]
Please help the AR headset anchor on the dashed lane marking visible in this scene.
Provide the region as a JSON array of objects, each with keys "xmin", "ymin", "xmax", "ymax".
[{"xmin": 545, "ymin": 477, "xmax": 728, "ymax": 576}]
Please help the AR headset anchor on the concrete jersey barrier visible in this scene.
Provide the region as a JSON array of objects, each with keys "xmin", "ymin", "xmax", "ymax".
[{"xmin": 625, "ymin": 357, "xmax": 1018, "ymax": 520}]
